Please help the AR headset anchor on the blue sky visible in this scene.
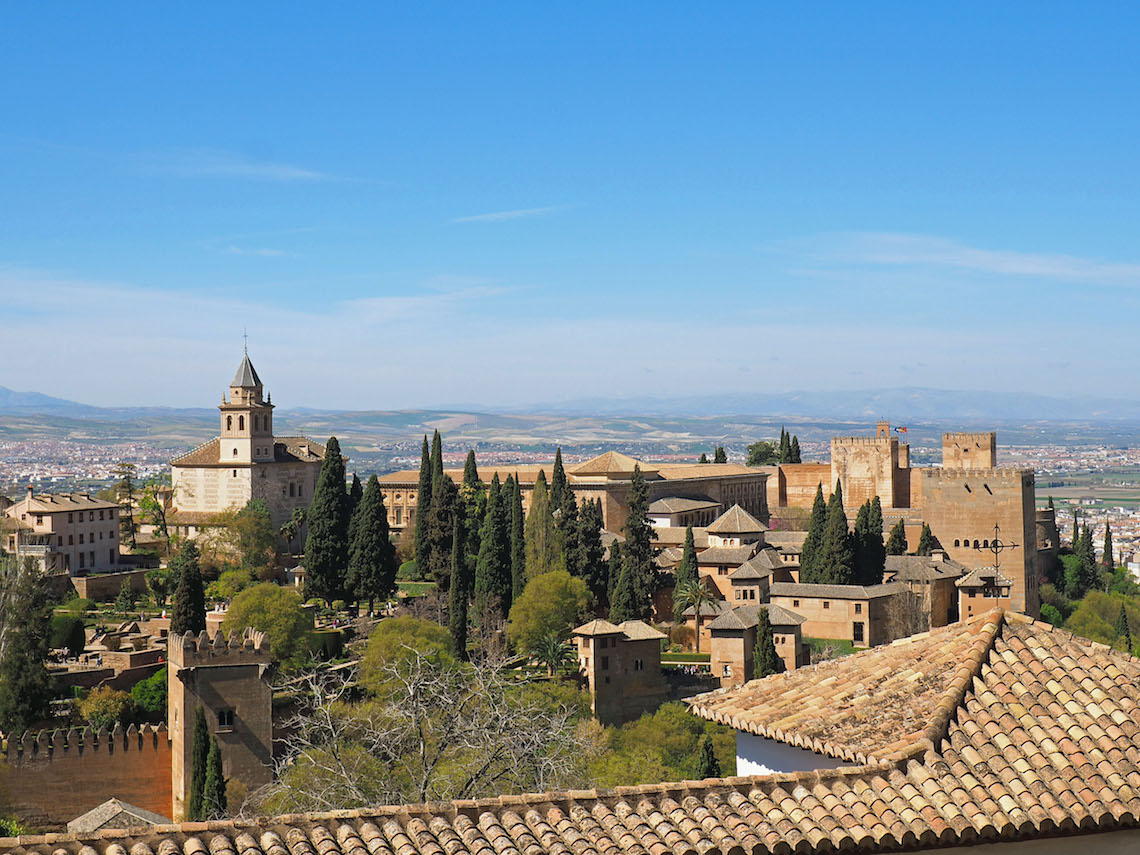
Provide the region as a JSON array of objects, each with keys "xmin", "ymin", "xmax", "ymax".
[{"xmin": 2, "ymin": 3, "xmax": 1140, "ymax": 409}]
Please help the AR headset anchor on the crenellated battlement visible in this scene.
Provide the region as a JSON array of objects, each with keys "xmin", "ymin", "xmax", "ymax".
[
  {"xmin": 943, "ymin": 431, "xmax": 996, "ymax": 442},
  {"xmin": 168, "ymin": 628, "xmax": 271, "ymax": 667},
  {"xmin": 831, "ymin": 436, "xmax": 895, "ymax": 448},
  {"xmin": 2, "ymin": 723, "xmax": 167, "ymax": 765},
  {"xmin": 923, "ymin": 467, "xmax": 1031, "ymax": 482}
]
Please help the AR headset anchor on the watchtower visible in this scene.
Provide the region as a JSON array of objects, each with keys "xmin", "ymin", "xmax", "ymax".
[
  {"xmin": 942, "ymin": 432, "xmax": 997, "ymax": 469},
  {"xmin": 167, "ymin": 630, "xmax": 273, "ymax": 820}
]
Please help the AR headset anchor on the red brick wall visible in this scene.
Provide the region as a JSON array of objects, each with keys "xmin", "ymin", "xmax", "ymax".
[{"xmin": 2, "ymin": 726, "xmax": 171, "ymax": 829}]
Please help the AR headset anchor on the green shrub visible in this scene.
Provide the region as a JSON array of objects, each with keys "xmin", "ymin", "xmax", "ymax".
[
  {"xmin": 62, "ymin": 598, "xmax": 95, "ymax": 614},
  {"xmin": 397, "ymin": 560, "xmax": 418, "ymax": 581},
  {"xmin": 50, "ymin": 615, "xmax": 87, "ymax": 658},
  {"xmin": 309, "ymin": 630, "xmax": 344, "ymax": 660},
  {"xmin": 78, "ymin": 686, "xmax": 137, "ymax": 730},
  {"xmin": 1040, "ymin": 603, "xmax": 1064, "ymax": 628},
  {"xmin": 331, "ymin": 600, "xmax": 347, "ymax": 612},
  {"xmin": 131, "ymin": 667, "xmax": 167, "ymax": 715}
]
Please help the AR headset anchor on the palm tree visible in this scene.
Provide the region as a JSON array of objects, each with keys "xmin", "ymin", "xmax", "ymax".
[
  {"xmin": 674, "ymin": 578, "xmax": 719, "ymax": 653},
  {"xmin": 530, "ymin": 631, "xmax": 575, "ymax": 677},
  {"xmin": 280, "ymin": 507, "xmax": 306, "ymax": 554}
]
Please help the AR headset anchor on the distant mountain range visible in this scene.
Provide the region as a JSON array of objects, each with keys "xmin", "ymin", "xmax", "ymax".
[{"xmin": 3, "ymin": 384, "xmax": 1140, "ymax": 422}]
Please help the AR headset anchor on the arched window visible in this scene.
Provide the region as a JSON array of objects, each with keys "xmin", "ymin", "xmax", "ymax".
[
  {"xmin": 983, "ymin": 539, "xmax": 989, "ymax": 548},
  {"xmin": 954, "ymin": 539, "xmax": 960, "ymax": 547},
  {"xmin": 226, "ymin": 416, "xmax": 232, "ymax": 431},
  {"xmin": 973, "ymin": 540, "xmax": 980, "ymax": 549},
  {"xmin": 233, "ymin": 448, "xmax": 238, "ymax": 458},
  {"xmin": 238, "ymin": 415, "xmax": 245, "ymax": 431}
]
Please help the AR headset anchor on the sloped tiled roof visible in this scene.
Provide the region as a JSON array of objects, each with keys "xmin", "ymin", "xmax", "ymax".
[
  {"xmin": 769, "ymin": 581, "xmax": 904, "ymax": 600},
  {"xmin": 648, "ymin": 497, "xmax": 719, "ymax": 514},
  {"xmin": 17, "ymin": 492, "xmax": 117, "ymax": 512},
  {"xmin": 956, "ymin": 565, "xmax": 1014, "ymax": 588},
  {"xmin": 706, "ymin": 504, "xmax": 767, "ymax": 534},
  {"xmin": 731, "ymin": 549, "xmax": 784, "ymax": 580},
  {"xmin": 616, "ymin": 620, "xmax": 667, "ymax": 641},
  {"xmin": 569, "ymin": 451, "xmax": 651, "ymax": 476},
  {"xmin": 884, "ymin": 554, "xmax": 969, "ymax": 581},
  {"xmin": 12, "ymin": 610, "xmax": 1140, "ymax": 855},
  {"xmin": 650, "ymin": 526, "xmax": 709, "ymax": 548},
  {"xmin": 231, "ymin": 354, "xmax": 262, "ymax": 388},
  {"xmin": 696, "ymin": 545, "xmax": 759, "ymax": 566},
  {"xmin": 706, "ymin": 603, "xmax": 805, "ymax": 631},
  {"xmin": 571, "ymin": 619, "xmax": 621, "ymax": 636},
  {"xmin": 66, "ymin": 798, "xmax": 170, "ymax": 833}
]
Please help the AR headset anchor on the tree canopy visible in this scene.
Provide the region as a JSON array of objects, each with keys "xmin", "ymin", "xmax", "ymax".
[
  {"xmin": 221, "ymin": 583, "xmax": 313, "ymax": 668},
  {"xmin": 305, "ymin": 436, "xmax": 351, "ymax": 604},
  {"xmin": 507, "ymin": 570, "xmax": 589, "ymax": 653}
]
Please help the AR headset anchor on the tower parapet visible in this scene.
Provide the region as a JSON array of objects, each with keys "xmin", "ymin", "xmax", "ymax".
[{"xmin": 942, "ymin": 432, "xmax": 997, "ymax": 469}]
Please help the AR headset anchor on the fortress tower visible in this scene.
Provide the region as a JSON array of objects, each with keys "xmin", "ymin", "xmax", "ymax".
[
  {"xmin": 167, "ymin": 630, "xmax": 274, "ymax": 820},
  {"xmin": 942, "ymin": 432, "xmax": 997, "ymax": 469}
]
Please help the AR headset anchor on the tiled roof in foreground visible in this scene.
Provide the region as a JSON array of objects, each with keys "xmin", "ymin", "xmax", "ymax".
[{"xmin": 5, "ymin": 610, "xmax": 1140, "ymax": 855}]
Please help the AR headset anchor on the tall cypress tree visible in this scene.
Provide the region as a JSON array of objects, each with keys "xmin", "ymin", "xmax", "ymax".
[
  {"xmin": 449, "ymin": 513, "xmax": 470, "ymax": 659},
  {"xmin": 790, "ymin": 435, "xmax": 801, "ymax": 463},
  {"xmin": 425, "ymin": 476, "xmax": 457, "ymax": 590},
  {"xmin": 886, "ymin": 518, "xmax": 908, "ymax": 555},
  {"xmin": 348, "ymin": 473, "xmax": 363, "ymax": 514},
  {"xmin": 853, "ymin": 501, "xmax": 872, "ymax": 584},
  {"xmin": 864, "ymin": 497, "xmax": 886, "ymax": 585},
  {"xmin": 699, "ymin": 453, "xmax": 709, "ymax": 464},
  {"xmin": 0, "ymin": 559, "xmax": 52, "ymax": 734},
  {"xmin": 1115, "ymin": 603, "xmax": 1132, "ymax": 653},
  {"xmin": 430, "ymin": 430, "xmax": 443, "ymax": 489},
  {"xmin": 622, "ymin": 464, "xmax": 658, "ymax": 619},
  {"xmin": 524, "ymin": 471, "xmax": 563, "ymax": 579},
  {"xmin": 606, "ymin": 541, "xmax": 623, "ymax": 610},
  {"xmin": 695, "ymin": 733, "xmax": 721, "ymax": 778},
  {"xmin": 559, "ymin": 492, "xmax": 581, "ymax": 576},
  {"xmin": 414, "ymin": 436, "xmax": 433, "ymax": 580},
  {"xmin": 550, "ymin": 447, "xmax": 567, "ymax": 510},
  {"xmin": 1103, "ymin": 523, "xmax": 1115, "ymax": 572},
  {"xmin": 203, "ymin": 735, "xmax": 227, "ymax": 819},
  {"xmin": 462, "ymin": 449, "xmax": 479, "ymax": 487},
  {"xmin": 170, "ymin": 541, "xmax": 206, "ymax": 635},
  {"xmin": 675, "ymin": 526, "xmax": 698, "ymax": 589},
  {"xmin": 187, "ymin": 706, "xmax": 209, "ymax": 820},
  {"xmin": 713, "ymin": 446, "xmax": 727, "ymax": 464},
  {"xmin": 1071, "ymin": 511, "xmax": 1079, "ymax": 550},
  {"xmin": 818, "ymin": 481, "xmax": 855, "ymax": 584},
  {"xmin": 576, "ymin": 499, "xmax": 607, "ymax": 603},
  {"xmin": 1078, "ymin": 523, "xmax": 1099, "ymax": 593},
  {"xmin": 777, "ymin": 428, "xmax": 791, "ymax": 464},
  {"xmin": 457, "ymin": 450, "xmax": 485, "ymax": 569},
  {"xmin": 507, "ymin": 475, "xmax": 526, "ymax": 604},
  {"xmin": 799, "ymin": 484, "xmax": 828, "ymax": 582},
  {"xmin": 914, "ymin": 523, "xmax": 939, "ymax": 557},
  {"xmin": 305, "ymin": 436, "xmax": 350, "ymax": 604},
  {"xmin": 608, "ymin": 563, "xmax": 639, "ymax": 623},
  {"xmin": 475, "ymin": 474, "xmax": 511, "ymax": 619},
  {"xmin": 753, "ymin": 607, "xmax": 783, "ymax": 677},
  {"xmin": 346, "ymin": 475, "xmax": 398, "ymax": 613}
]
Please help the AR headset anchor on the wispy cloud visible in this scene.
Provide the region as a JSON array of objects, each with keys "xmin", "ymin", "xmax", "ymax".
[
  {"xmin": 801, "ymin": 232, "xmax": 1140, "ymax": 287},
  {"xmin": 135, "ymin": 148, "xmax": 330, "ymax": 182},
  {"xmin": 450, "ymin": 206, "xmax": 563, "ymax": 224},
  {"xmin": 225, "ymin": 246, "xmax": 288, "ymax": 257}
]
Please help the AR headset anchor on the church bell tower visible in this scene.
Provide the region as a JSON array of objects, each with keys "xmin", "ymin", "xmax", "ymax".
[{"xmin": 219, "ymin": 351, "xmax": 275, "ymax": 464}]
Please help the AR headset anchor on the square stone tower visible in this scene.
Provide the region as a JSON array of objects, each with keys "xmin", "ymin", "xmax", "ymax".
[{"xmin": 167, "ymin": 630, "xmax": 274, "ymax": 820}]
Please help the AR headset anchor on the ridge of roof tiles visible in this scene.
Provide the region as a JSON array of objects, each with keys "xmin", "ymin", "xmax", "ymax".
[
  {"xmin": 706, "ymin": 504, "xmax": 767, "ymax": 534},
  {"xmin": 7, "ymin": 609, "xmax": 1140, "ymax": 855}
]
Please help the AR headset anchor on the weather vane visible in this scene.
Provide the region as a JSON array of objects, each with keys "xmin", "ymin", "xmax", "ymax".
[
  {"xmin": 988, "ymin": 523, "xmax": 1018, "ymax": 570},
  {"xmin": 243, "ymin": 328, "xmax": 248, "ymax": 355}
]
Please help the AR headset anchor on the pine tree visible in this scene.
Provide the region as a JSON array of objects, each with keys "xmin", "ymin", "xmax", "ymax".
[
  {"xmin": 799, "ymin": 484, "xmax": 828, "ymax": 583},
  {"xmin": 699, "ymin": 453, "xmax": 709, "ymax": 464},
  {"xmin": 790, "ymin": 435, "xmax": 801, "ymax": 464},
  {"xmin": 622, "ymin": 464, "xmax": 658, "ymax": 619},
  {"xmin": 713, "ymin": 446, "xmax": 727, "ymax": 464},
  {"xmin": 449, "ymin": 513, "xmax": 469, "ymax": 660},
  {"xmin": 695, "ymin": 733, "xmax": 721, "ymax": 778},
  {"xmin": 675, "ymin": 526, "xmax": 698, "ymax": 589},
  {"xmin": 414, "ymin": 436, "xmax": 433, "ymax": 579},
  {"xmin": 753, "ymin": 607, "xmax": 783, "ymax": 678},
  {"xmin": 346, "ymin": 475, "xmax": 398, "ymax": 613},
  {"xmin": 608, "ymin": 563, "xmax": 639, "ymax": 623},
  {"xmin": 170, "ymin": 541, "xmax": 206, "ymax": 635},
  {"xmin": 507, "ymin": 475, "xmax": 526, "ymax": 605},
  {"xmin": 475, "ymin": 474, "xmax": 511, "ymax": 620},
  {"xmin": 914, "ymin": 523, "xmax": 939, "ymax": 557},
  {"xmin": 886, "ymin": 519, "xmax": 908, "ymax": 555},
  {"xmin": 606, "ymin": 541, "xmax": 623, "ymax": 611},
  {"xmin": 576, "ymin": 499, "xmax": 607, "ymax": 603},
  {"xmin": 1103, "ymin": 523, "xmax": 1115, "ymax": 572},
  {"xmin": 305, "ymin": 436, "xmax": 350, "ymax": 604},
  {"xmin": 550, "ymin": 448, "xmax": 567, "ymax": 510},
  {"xmin": 0, "ymin": 559, "xmax": 52, "ymax": 734},
  {"xmin": 203, "ymin": 735, "xmax": 227, "ymax": 819},
  {"xmin": 524, "ymin": 471, "xmax": 563, "ymax": 579},
  {"xmin": 188, "ymin": 706, "xmax": 209, "ymax": 820},
  {"xmin": 818, "ymin": 482, "xmax": 855, "ymax": 584},
  {"xmin": 1115, "ymin": 603, "xmax": 1132, "ymax": 654},
  {"xmin": 425, "ymin": 476, "xmax": 457, "ymax": 590},
  {"xmin": 777, "ymin": 428, "xmax": 791, "ymax": 464}
]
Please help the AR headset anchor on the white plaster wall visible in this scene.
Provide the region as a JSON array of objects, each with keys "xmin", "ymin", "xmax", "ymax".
[{"xmin": 735, "ymin": 731, "xmax": 853, "ymax": 776}]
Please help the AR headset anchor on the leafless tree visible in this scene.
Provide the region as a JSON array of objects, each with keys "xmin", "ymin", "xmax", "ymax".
[
  {"xmin": 245, "ymin": 646, "xmax": 587, "ymax": 815},
  {"xmin": 884, "ymin": 586, "xmax": 930, "ymax": 640}
]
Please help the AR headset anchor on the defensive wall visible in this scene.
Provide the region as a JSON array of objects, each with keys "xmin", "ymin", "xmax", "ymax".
[
  {"xmin": 941, "ymin": 432, "xmax": 997, "ymax": 469},
  {"xmin": 72, "ymin": 568, "xmax": 150, "ymax": 601},
  {"xmin": 0, "ymin": 725, "xmax": 171, "ymax": 828},
  {"xmin": 829, "ymin": 435, "xmax": 906, "ymax": 509}
]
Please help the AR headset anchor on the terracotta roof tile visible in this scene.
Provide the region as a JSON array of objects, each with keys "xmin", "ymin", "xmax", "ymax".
[
  {"xmin": 706, "ymin": 506, "xmax": 766, "ymax": 535},
  {"xmin": 9, "ymin": 610, "xmax": 1140, "ymax": 855}
]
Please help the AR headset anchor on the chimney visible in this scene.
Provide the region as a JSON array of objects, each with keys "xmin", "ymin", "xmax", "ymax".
[
  {"xmin": 26, "ymin": 485, "xmax": 33, "ymax": 501},
  {"xmin": 932, "ymin": 550, "xmax": 946, "ymax": 562}
]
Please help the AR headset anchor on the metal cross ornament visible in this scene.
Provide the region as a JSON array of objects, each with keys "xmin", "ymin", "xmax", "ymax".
[{"xmin": 988, "ymin": 524, "xmax": 1018, "ymax": 570}]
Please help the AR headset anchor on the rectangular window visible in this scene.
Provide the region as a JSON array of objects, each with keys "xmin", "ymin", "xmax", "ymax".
[
  {"xmin": 57, "ymin": 536, "xmax": 62, "ymax": 546},
  {"xmin": 90, "ymin": 551, "xmax": 95, "ymax": 565},
  {"xmin": 35, "ymin": 516, "xmax": 43, "ymax": 525},
  {"xmin": 723, "ymin": 664, "xmax": 732, "ymax": 677},
  {"xmin": 855, "ymin": 603, "xmax": 862, "ymax": 614},
  {"xmin": 823, "ymin": 601, "xmax": 830, "ymax": 609},
  {"xmin": 853, "ymin": 622, "xmax": 865, "ymax": 643},
  {"xmin": 601, "ymin": 656, "xmax": 609, "ymax": 670},
  {"xmin": 110, "ymin": 549, "xmax": 115, "ymax": 564},
  {"xmin": 79, "ymin": 553, "xmax": 85, "ymax": 569},
  {"xmin": 793, "ymin": 599, "xmax": 799, "ymax": 607},
  {"xmin": 69, "ymin": 535, "xmax": 74, "ymax": 545},
  {"xmin": 99, "ymin": 510, "xmax": 104, "ymax": 521},
  {"xmin": 109, "ymin": 509, "xmax": 115, "ymax": 519},
  {"xmin": 394, "ymin": 508, "xmax": 403, "ymax": 525},
  {"xmin": 89, "ymin": 512, "xmax": 94, "ymax": 521},
  {"xmin": 68, "ymin": 513, "xmax": 73, "ymax": 523},
  {"xmin": 79, "ymin": 533, "xmax": 84, "ymax": 544}
]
